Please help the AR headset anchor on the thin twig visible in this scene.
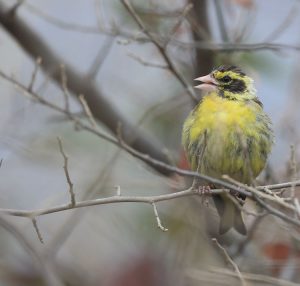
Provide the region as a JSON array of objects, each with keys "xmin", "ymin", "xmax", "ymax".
[
  {"xmin": 212, "ymin": 238, "xmax": 246, "ymax": 286},
  {"xmin": 0, "ymin": 214, "xmax": 55, "ymax": 286},
  {"xmin": 211, "ymin": 267, "xmax": 299, "ymax": 286},
  {"xmin": 127, "ymin": 52, "xmax": 168, "ymax": 69},
  {"xmin": 170, "ymin": 40, "xmax": 300, "ymax": 53},
  {"xmin": 32, "ymin": 217, "xmax": 44, "ymax": 244},
  {"xmin": 25, "ymin": 2, "xmax": 106, "ymax": 34},
  {"xmin": 78, "ymin": 94, "xmax": 98, "ymax": 128},
  {"xmin": 259, "ymin": 180, "xmax": 300, "ymax": 191},
  {"xmin": 28, "ymin": 56, "xmax": 42, "ymax": 92},
  {"xmin": 265, "ymin": 2, "xmax": 299, "ymax": 42},
  {"xmin": 87, "ymin": 37, "xmax": 114, "ymax": 79},
  {"xmin": 18, "ymin": 3, "xmax": 300, "ymax": 54},
  {"xmin": 57, "ymin": 137, "xmax": 76, "ymax": 206},
  {"xmin": 213, "ymin": 0, "xmax": 229, "ymax": 42},
  {"xmin": 44, "ymin": 150, "xmax": 122, "ymax": 261},
  {"xmin": 151, "ymin": 202, "xmax": 168, "ymax": 231},
  {"xmin": 120, "ymin": 0, "xmax": 197, "ymax": 102},
  {"xmin": 223, "ymin": 175, "xmax": 296, "ymax": 212},
  {"xmin": 163, "ymin": 3, "xmax": 193, "ymax": 48}
]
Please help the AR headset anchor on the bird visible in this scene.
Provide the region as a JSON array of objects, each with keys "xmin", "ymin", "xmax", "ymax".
[{"xmin": 182, "ymin": 65, "xmax": 274, "ymax": 235}]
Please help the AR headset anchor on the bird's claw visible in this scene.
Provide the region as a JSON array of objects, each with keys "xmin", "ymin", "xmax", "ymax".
[{"xmin": 195, "ymin": 185, "xmax": 212, "ymax": 195}]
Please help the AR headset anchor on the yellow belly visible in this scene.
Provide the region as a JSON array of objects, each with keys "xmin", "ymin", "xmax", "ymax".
[{"xmin": 182, "ymin": 94, "xmax": 273, "ymax": 184}]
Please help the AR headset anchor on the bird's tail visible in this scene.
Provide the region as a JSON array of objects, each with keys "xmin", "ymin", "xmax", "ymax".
[{"xmin": 213, "ymin": 194, "xmax": 247, "ymax": 235}]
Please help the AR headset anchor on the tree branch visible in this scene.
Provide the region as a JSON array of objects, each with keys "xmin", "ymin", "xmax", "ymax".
[
  {"xmin": 121, "ymin": 0, "xmax": 197, "ymax": 103},
  {"xmin": 0, "ymin": 1, "xmax": 172, "ymax": 176}
]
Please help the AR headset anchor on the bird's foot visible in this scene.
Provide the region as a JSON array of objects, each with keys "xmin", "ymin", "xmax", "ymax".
[
  {"xmin": 195, "ymin": 186, "xmax": 211, "ymax": 207},
  {"xmin": 195, "ymin": 185, "xmax": 212, "ymax": 195}
]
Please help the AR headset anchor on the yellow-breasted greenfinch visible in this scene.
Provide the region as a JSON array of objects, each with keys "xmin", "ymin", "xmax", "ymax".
[{"xmin": 182, "ymin": 65, "xmax": 274, "ymax": 235}]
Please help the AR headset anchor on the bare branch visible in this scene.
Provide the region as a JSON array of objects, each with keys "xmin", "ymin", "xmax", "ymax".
[
  {"xmin": 164, "ymin": 3, "xmax": 193, "ymax": 48},
  {"xmin": 232, "ymin": 213, "xmax": 267, "ymax": 258},
  {"xmin": 57, "ymin": 137, "xmax": 76, "ymax": 207},
  {"xmin": 0, "ymin": 214, "xmax": 56, "ymax": 286},
  {"xmin": 32, "ymin": 217, "xmax": 44, "ymax": 244},
  {"xmin": 265, "ymin": 2, "xmax": 299, "ymax": 42},
  {"xmin": 189, "ymin": 268, "xmax": 300, "ymax": 286},
  {"xmin": 87, "ymin": 37, "xmax": 114, "ymax": 80},
  {"xmin": 127, "ymin": 52, "xmax": 168, "ymax": 69},
  {"xmin": 151, "ymin": 202, "xmax": 168, "ymax": 232},
  {"xmin": 172, "ymin": 40, "xmax": 300, "ymax": 53},
  {"xmin": 24, "ymin": 3, "xmax": 104, "ymax": 34},
  {"xmin": 78, "ymin": 94, "xmax": 98, "ymax": 128},
  {"xmin": 28, "ymin": 56, "xmax": 42, "ymax": 92},
  {"xmin": 258, "ymin": 180, "xmax": 300, "ymax": 191},
  {"xmin": 0, "ymin": 3, "xmax": 172, "ymax": 176},
  {"xmin": 120, "ymin": 0, "xmax": 197, "ymax": 102},
  {"xmin": 213, "ymin": 0, "xmax": 229, "ymax": 42},
  {"xmin": 17, "ymin": 2, "xmax": 300, "ymax": 55},
  {"xmin": 0, "ymin": 187, "xmax": 197, "ymax": 218},
  {"xmin": 212, "ymin": 238, "xmax": 246, "ymax": 286}
]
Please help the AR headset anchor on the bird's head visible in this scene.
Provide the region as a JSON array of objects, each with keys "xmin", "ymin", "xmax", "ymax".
[{"xmin": 195, "ymin": 65, "xmax": 257, "ymax": 101}]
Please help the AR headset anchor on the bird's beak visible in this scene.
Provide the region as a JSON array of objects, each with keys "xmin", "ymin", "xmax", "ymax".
[{"xmin": 194, "ymin": 74, "xmax": 218, "ymax": 92}]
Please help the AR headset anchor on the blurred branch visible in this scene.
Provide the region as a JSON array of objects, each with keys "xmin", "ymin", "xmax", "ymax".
[
  {"xmin": 190, "ymin": 0, "xmax": 214, "ymax": 84},
  {"xmin": 11, "ymin": 2, "xmax": 300, "ymax": 55},
  {"xmin": 213, "ymin": 0, "xmax": 229, "ymax": 42},
  {"xmin": 264, "ymin": 1, "xmax": 299, "ymax": 42},
  {"xmin": 187, "ymin": 268, "xmax": 300, "ymax": 286},
  {"xmin": 59, "ymin": 64, "xmax": 70, "ymax": 112},
  {"xmin": 32, "ymin": 217, "xmax": 44, "ymax": 244},
  {"xmin": 24, "ymin": 2, "xmax": 105, "ymax": 34},
  {"xmin": 0, "ymin": 1, "xmax": 172, "ymax": 176},
  {"xmin": 87, "ymin": 36, "xmax": 114, "ymax": 80},
  {"xmin": 232, "ymin": 213, "xmax": 267, "ymax": 258},
  {"xmin": 164, "ymin": 3, "xmax": 193, "ymax": 48},
  {"xmin": 120, "ymin": 0, "xmax": 197, "ymax": 102},
  {"xmin": 127, "ymin": 52, "xmax": 168, "ymax": 69},
  {"xmin": 175, "ymin": 40, "xmax": 300, "ymax": 53},
  {"xmin": 28, "ymin": 56, "xmax": 42, "ymax": 92},
  {"xmin": 0, "ymin": 214, "xmax": 58, "ymax": 286},
  {"xmin": 44, "ymin": 151, "xmax": 122, "ymax": 262}
]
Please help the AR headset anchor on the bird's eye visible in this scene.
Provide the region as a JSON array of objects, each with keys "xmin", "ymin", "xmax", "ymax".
[{"xmin": 222, "ymin": 75, "xmax": 231, "ymax": 83}]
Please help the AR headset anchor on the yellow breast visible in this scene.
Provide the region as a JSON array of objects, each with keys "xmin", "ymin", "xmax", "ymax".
[
  {"xmin": 182, "ymin": 93, "xmax": 273, "ymax": 184},
  {"xmin": 188, "ymin": 94, "xmax": 256, "ymax": 142}
]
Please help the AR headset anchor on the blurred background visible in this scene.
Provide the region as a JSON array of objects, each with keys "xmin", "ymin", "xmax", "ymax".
[{"xmin": 1, "ymin": 0, "xmax": 300, "ymax": 285}]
